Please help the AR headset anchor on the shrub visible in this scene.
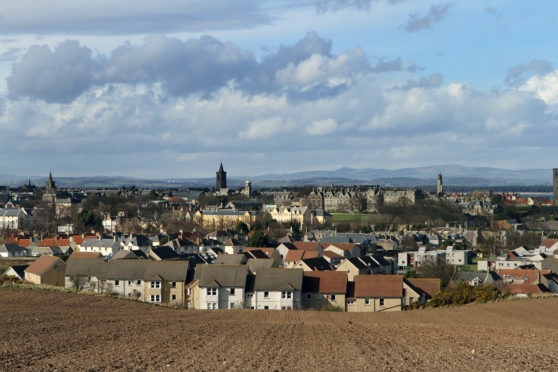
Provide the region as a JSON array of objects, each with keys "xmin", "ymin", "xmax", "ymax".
[{"xmin": 426, "ymin": 282, "xmax": 506, "ymax": 308}]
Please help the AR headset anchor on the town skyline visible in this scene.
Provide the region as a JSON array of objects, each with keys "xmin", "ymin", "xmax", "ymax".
[{"xmin": 1, "ymin": 1, "xmax": 558, "ymax": 177}]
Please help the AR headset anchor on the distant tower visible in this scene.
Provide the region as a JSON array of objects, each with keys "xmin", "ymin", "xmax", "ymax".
[
  {"xmin": 554, "ymin": 169, "xmax": 558, "ymax": 207},
  {"xmin": 244, "ymin": 180, "xmax": 252, "ymax": 198},
  {"xmin": 437, "ymin": 173, "xmax": 443, "ymax": 196},
  {"xmin": 216, "ymin": 163, "xmax": 227, "ymax": 190},
  {"xmin": 46, "ymin": 172, "xmax": 56, "ymax": 191}
]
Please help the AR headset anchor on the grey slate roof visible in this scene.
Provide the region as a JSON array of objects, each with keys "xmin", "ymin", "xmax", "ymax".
[
  {"xmin": 0, "ymin": 244, "xmax": 27, "ymax": 255},
  {"xmin": 214, "ymin": 254, "xmax": 247, "ymax": 265},
  {"xmin": 194, "ymin": 264, "xmax": 247, "ymax": 288},
  {"xmin": 81, "ymin": 238, "xmax": 120, "ymax": 249},
  {"xmin": 247, "ymin": 258, "xmax": 276, "ymax": 273},
  {"xmin": 254, "ymin": 268, "xmax": 303, "ymax": 291},
  {"xmin": 320, "ymin": 236, "xmax": 353, "ymax": 244},
  {"xmin": 65, "ymin": 258, "xmax": 189, "ymax": 282}
]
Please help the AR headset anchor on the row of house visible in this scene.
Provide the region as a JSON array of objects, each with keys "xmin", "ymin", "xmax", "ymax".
[{"xmin": 7, "ymin": 254, "xmax": 439, "ymax": 312}]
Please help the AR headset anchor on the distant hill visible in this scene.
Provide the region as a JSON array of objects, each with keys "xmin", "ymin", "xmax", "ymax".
[{"xmin": 0, "ymin": 164, "xmax": 553, "ymax": 188}]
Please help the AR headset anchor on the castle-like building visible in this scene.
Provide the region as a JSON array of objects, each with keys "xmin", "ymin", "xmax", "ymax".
[{"xmin": 305, "ymin": 186, "xmax": 423, "ymax": 212}]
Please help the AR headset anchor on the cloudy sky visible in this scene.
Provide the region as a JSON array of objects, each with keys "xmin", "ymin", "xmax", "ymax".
[{"xmin": 1, "ymin": 0, "xmax": 558, "ymax": 178}]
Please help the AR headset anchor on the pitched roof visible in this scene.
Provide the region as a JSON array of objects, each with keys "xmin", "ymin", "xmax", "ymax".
[
  {"xmin": 150, "ymin": 246, "xmax": 179, "ymax": 260},
  {"xmin": 323, "ymin": 251, "xmax": 343, "ymax": 260},
  {"xmin": 406, "ymin": 278, "xmax": 441, "ymax": 298},
  {"xmin": 354, "ymin": 275, "xmax": 403, "ymax": 297},
  {"xmin": 496, "ymin": 269, "xmax": 550, "ymax": 284},
  {"xmin": 3, "ymin": 265, "xmax": 28, "ymax": 279},
  {"xmin": 541, "ymin": 239, "xmax": 558, "ymax": 249},
  {"xmin": 244, "ymin": 247, "xmax": 275, "ymax": 257},
  {"xmin": 24, "ymin": 255, "xmax": 63, "ymax": 276},
  {"xmin": 508, "ymin": 283, "xmax": 548, "ymax": 295},
  {"xmin": 284, "ymin": 250, "xmax": 305, "ymax": 262},
  {"xmin": 247, "ymin": 258, "xmax": 276, "ymax": 272},
  {"xmin": 303, "ymin": 271, "xmax": 347, "ymax": 293},
  {"xmin": 254, "ymin": 268, "xmax": 303, "ymax": 291},
  {"xmin": 195, "ymin": 264, "xmax": 248, "ymax": 288},
  {"xmin": 323, "ymin": 243, "xmax": 358, "ymax": 252},
  {"xmin": 343, "ymin": 257, "xmax": 368, "ymax": 270},
  {"xmin": 214, "ymin": 254, "xmax": 247, "ymax": 265},
  {"xmin": 302, "ymin": 257, "xmax": 333, "ymax": 271},
  {"xmin": 293, "ymin": 242, "xmax": 320, "ymax": 251},
  {"xmin": 69, "ymin": 252, "xmax": 102, "ymax": 259}
]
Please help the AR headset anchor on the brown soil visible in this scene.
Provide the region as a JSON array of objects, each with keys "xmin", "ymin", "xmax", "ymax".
[{"xmin": 1, "ymin": 287, "xmax": 557, "ymax": 371}]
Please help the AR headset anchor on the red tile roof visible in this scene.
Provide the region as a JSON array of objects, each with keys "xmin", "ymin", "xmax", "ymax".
[
  {"xmin": 18, "ymin": 238, "xmax": 31, "ymax": 247},
  {"xmin": 71, "ymin": 235, "xmax": 84, "ymax": 245},
  {"xmin": 406, "ymin": 278, "xmax": 441, "ymax": 298},
  {"xmin": 69, "ymin": 252, "xmax": 102, "ymax": 259},
  {"xmin": 323, "ymin": 251, "xmax": 343, "ymax": 259},
  {"xmin": 293, "ymin": 242, "xmax": 320, "ymax": 251},
  {"xmin": 541, "ymin": 239, "xmax": 558, "ymax": 249},
  {"xmin": 354, "ymin": 275, "xmax": 403, "ymax": 297},
  {"xmin": 303, "ymin": 271, "xmax": 347, "ymax": 293},
  {"xmin": 508, "ymin": 283, "xmax": 547, "ymax": 295},
  {"xmin": 38, "ymin": 238, "xmax": 58, "ymax": 247},
  {"xmin": 284, "ymin": 250, "xmax": 305, "ymax": 262},
  {"xmin": 302, "ymin": 251, "xmax": 320, "ymax": 259},
  {"xmin": 496, "ymin": 269, "xmax": 549, "ymax": 284},
  {"xmin": 24, "ymin": 255, "xmax": 62, "ymax": 276}
]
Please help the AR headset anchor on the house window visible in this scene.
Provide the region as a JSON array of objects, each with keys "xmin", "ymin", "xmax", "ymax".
[
  {"xmin": 331, "ymin": 294, "xmax": 336, "ymax": 301},
  {"xmin": 306, "ymin": 293, "xmax": 312, "ymax": 299},
  {"xmin": 172, "ymin": 294, "xmax": 177, "ymax": 301},
  {"xmin": 230, "ymin": 288, "xmax": 235, "ymax": 295},
  {"xmin": 171, "ymin": 281, "xmax": 176, "ymax": 288},
  {"xmin": 365, "ymin": 297, "xmax": 370, "ymax": 306},
  {"xmin": 264, "ymin": 306, "xmax": 269, "ymax": 310},
  {"xmin": 150, "ymin": 281, "xmax": 160, "ymax": 289},
  {"xmin": 128, "ymin": 281, "xmax": 131, "ymax": 285},
  {"xmin": 409, "ymin": 297, "xmax": 414, "ymax": 303},
  {"xmin": 264, "ymin": 291, "xmax": 269, "ymax": 298},
  {"xmin": 379, "ymin": 298, "xmax": 385, "ymax": 307},
  {"xmin": 137, "ymin": 280, "xmax": 141, "ymax": 285},
  {"xmin": 347, "ymin": 300, "xmax": 354, "ymax": 305},
  {"xmin": 115, "ymin": 280, "xmax": 120, "ymax": 286},
  {"xmin": 206, "ymin": 288, "xmax": 217, "ymax": 296},
  {"xmin": 149, "ymin": 294, "xmax": 161, "ymax": 302},
  {"xmin": 281, "ymin": 291, "xmax": 292, "ymax": 299}
]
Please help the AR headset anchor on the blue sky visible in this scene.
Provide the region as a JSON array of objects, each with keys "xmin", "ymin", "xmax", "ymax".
[{"xmin": 1, "ymin": 0, "xmax": 558, "ymax": 178}]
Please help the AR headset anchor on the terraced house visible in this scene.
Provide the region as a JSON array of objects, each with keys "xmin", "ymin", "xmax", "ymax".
[
  {"xmin": 187, "ymin": 264, "xmax": 248, "ymax": 309},
  {"xmin": 64, "ymin": 257, "xmax": 190, "ymax": 306}
]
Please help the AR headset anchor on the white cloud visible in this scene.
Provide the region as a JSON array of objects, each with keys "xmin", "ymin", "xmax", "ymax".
[
  {"xmin": 306, "ymin": 118, "xmax": 338, "ymax": 135},
  {"xmin": 520, "ymin": 70, "xmax": 558, "ymax": 106},
  {"xmin": 238, "ymin": 117, "xmax": 295, "ymax": 139}
]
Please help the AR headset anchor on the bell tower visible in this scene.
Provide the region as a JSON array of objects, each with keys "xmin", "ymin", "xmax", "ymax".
[{"xmin": 216, "ymin": 163, "xmax": 227, "ymax": 190}]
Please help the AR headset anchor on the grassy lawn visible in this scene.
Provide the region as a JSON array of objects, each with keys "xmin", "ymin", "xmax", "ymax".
[{"xmin": 331, "ymin": 212, "xmax": 380, "ymax": 224}]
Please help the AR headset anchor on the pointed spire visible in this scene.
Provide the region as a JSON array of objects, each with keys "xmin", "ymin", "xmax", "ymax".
[
  {"xmin": 218, "ymin": 162, "xmax": 224, "ymax": 172},
  {"xmin": 49, "ymin": 172, "xmax": 53, "ymax": 182}
]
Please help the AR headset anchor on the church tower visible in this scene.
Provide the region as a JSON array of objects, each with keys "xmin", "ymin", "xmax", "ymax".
[
  {"xmin": 46, "ymin": 172, "xmax": 56, "ymax": 191},
  {"xmin": 437, "ymin": 173, "xmax": 443, "ymax": 196},
  {"xmin": 216, "ymin": 163, "xmax": 227, "ymax": 190}
]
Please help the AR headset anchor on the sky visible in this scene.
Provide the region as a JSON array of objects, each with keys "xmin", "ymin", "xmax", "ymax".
[{"xmin": 1, "ymin": 0, "xmax": 558, "ymax": 178}]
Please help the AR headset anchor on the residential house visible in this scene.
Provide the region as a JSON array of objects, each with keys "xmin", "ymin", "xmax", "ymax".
[
  {"xmin": 336, "ymin": 257, "xmax": 374, "ymax": 281},
  {"xmin": 293, "ymin": 257, "xmax": 334, "ymax": 272},
  {"xmin": 247, "ymin": 268, "xmax": 303, "ymax": 310},
  {"xmin": 0, "ymin": 243, "xmax": 28, "ymax": 258},
  {"xmin": 24, "ymin": 255, "xmax": 66, "ymax": 286},
  {"xmin": 79, "ymin": 238, "xmax": 121, "ymax": 257},
  {"xmin": 346, "ymin": 275, "xmax": 403, "ymax": 312},
  {"xmin": 322, "ymin": 243, "xmax": 361, "ymax": 258},
  {"xmin": 2, "ymin": 265, "xmax": 28, "ymax": 281},
  {"xmin": 302, "ymin": 271, "xmax": 348, "ymax": 310},
  {"xmin": 187, "ymin": 264, "xmax": 248, "ymax": 309},
  {"xmin": 65, "ymin": 258, "xmax": 190, "ymax": 305}
]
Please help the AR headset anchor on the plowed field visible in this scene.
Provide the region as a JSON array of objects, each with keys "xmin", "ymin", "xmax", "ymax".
[{"xmin": 1, "ymin": 288, "xmax": 557, "ymax": 371}]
